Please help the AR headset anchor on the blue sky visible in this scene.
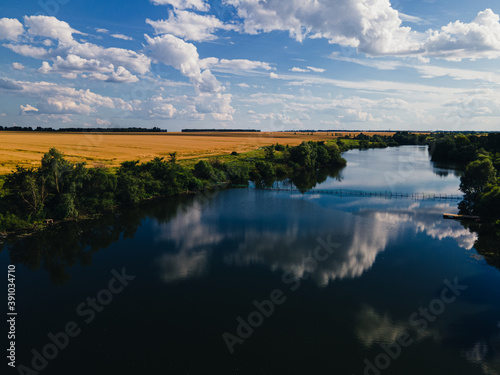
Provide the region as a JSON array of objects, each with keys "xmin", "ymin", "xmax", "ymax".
[{"xmin": 1, "ymin": 0, "xmax": 500, "ymax": 131}]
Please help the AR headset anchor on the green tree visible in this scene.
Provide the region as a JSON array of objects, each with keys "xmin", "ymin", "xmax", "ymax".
[
  {"xmin": 460, "ymin": 158, "xmax": 497, "ymax": 198},
  {"xmin": 39, "ymin": 148, "xmax": 73, "ymax": 195},
  {"xmin": 289, "ymin": 142, "xmax": 316, "ymax": 169},
  {"xmin": 4, "ymin": 167, "xmax": 48, "ymax": 218},
  {"xmin": 264, "ymin": 146, "xmax": 275, "ymax": 160}
]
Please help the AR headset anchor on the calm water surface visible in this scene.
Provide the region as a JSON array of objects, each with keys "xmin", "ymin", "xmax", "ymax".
[{"xmin": 2, "ymin": 146, "xmax": 500, "ymax": 375}]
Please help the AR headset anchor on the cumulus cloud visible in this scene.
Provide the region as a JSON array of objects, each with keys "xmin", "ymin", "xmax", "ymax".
[
  {"xmin": 0, "ymin": 78, "xmax": 127, "ymax": 115},
  {"xmin": 340, "ymin": 108, "xmax": 382, "ymax": 122},
  {"xmin": 4, "ymin": 16, "xmax": 150, "ymax": 82},
  {"xmin": 38, "ymin": 54, "xmax": 139, "ymax": 83},
  {"xmin": 423, "ymin": 9, "xmax": 500, "ymax": 60},
  {"xmin": 145, "ymin": 33, "xmax": 234, "ymax": 119},
  {"xmin": 0, "ymin": 18, "xmax": 24, "ymax": 40},
  {"xmin": 12, "ymin": 62, "xmax": 25, "ymax": 70},
  {"xmin": 24, "ymin": 15, "xmax": 82, "ymax": 45},
  {"xmin": 150, "ymin": 0, "xmax": 209, "ymax": 11},
  {"xmin": 224, "ymin": 0, "xmax": 419, "ymax": 55},
  {"xmin": 4, "ymin": 43, "xmax": 56, "ymax": 59},
  {"xmin": 224, "ymin": 0, "xmax": 500, "ymax": 60},
  {"xmin": 146, "ymin": 10, "xmax": 237, "ymax": 42},
  {"xmin": 68, "ymin": 42, "xmax": 150, "ymax": 75}
]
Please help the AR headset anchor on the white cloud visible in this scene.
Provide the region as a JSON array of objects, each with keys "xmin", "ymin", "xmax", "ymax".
[
  {"xmin": 290, "ymin": 67, "xmax": 309, "ymax": 73},
  {"xmin": 0, "ymin": 78, "xmax": 125, "ymax": 115},
  {"xmin": 24, "ymin": 15, "xmax": 82, "ymax": 45},
  {"xmin": 251, "ymin": 112, "xmax": 303, "ymax": 125},
  {"xmin": 226, "ymin": 1, "xmax": 500, "ymax": 60},
  {"xmin": 199, "ymin": 57, "xmax": 273, "ymax": 74},
  {"xmin": 20, "ymin": 104, "xmax": 39, "ymax": 114},
  {"xmin": 4, "ymin": 44, "xmax": 55, "ymax": 60},
  {"xmin": 146, "ymin": 10, "xmax": 236, "ymax": 42},
  {"xmin": 423, "ymin": 9, "xmax": 500, "ymax": 61},
  {"xmin": 225, "ymin": 0, "xmax": 419, "ymax": 55},
  {"xmin": 146, "ymin": 33, "xmax": 204, "ymax": 80},
  {"xmin": 69, "ymin": 42, "xmax": 150, "ymax": 75},
  {"xmin": 96, "ymin": 118, "xmax": 111, "ymax": 126},
  {"xmin": 340, "ymin": 108, "xmax": 381, "ymax": 122},
  {"xmin": 399, "ymin": 13, "xmax": 429, "ymax": 25},
  {"xmin": 237, "ymin": 83, "xmax": 250, "ymax": 88},
  {"xmin": 38, "ymin": 54, "xmax": 139, "ymax": 83},
  {"xmin": 4, "ymin": 16, "xmax": 151, "ymax": 80},
  {"xmin": 12, "ymin": 62, "xmax": 24, "ymax": 70},
  {"xmin": 110, "ymin": 33, "xmax": 134, "ymax": 41},
  {"xmin": 150, "ymin": 0, "xmax": 209, "ymax": 12},
  {"xmin": 413, "ymin": 64, "xmax": 500, "ymax": 84},
  {"xmin": 0, "ymin": 18, "xmax": 24, "ymax": 41},
  {"xmin": 145, "ymin": 34, "xmax": 234, "ymax": 119},
  {"xmin": 290, "ymin": 66, "xmax": 325, "ymax": 73},
  {"xmin": 307, "ymin": 66, "xmax": 325, "ymax": 73},
  {"xmin": 194, "ymin": 92, "xmax": 234, "ymax": 120},
  {"xmin": 95, "ymin": 28, "xmax": 108, "ymax": 33},
  {"xmin": 134, "ymin": 95, "xmax": 178, "ymax": 119}
]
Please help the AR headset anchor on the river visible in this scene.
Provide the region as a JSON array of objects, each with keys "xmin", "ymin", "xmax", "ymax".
[{"xmin": 2, "ymin": 146, "xmax": 499, "ymax": 374}]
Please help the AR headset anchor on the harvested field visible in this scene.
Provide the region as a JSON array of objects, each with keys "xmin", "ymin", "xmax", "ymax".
[{"xmin": 0, "ymin": 131, "xmax": 396, "ymax": 174}]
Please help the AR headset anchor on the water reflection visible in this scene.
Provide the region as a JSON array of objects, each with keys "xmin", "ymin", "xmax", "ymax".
[
  {"xmin": 149, "ymin": 189, "xmax": 479, "ymax": 289},
  {"xmin": 2, "ymin": 197, "xmax": 190, "ymax": 285}
]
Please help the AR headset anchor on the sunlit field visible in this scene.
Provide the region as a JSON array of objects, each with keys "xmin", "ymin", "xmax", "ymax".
[{"xmin": 0, "ymin": 131, "xmax": 397, "ymax": 174}]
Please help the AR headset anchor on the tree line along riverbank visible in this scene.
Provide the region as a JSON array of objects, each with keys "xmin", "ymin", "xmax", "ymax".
[{"xmin": 0, "ymin": 140, "xmax": 348, "ymax": 234}]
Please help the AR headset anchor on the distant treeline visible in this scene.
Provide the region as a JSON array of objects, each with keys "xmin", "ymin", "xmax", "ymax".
[
  {"xmin": 284, "ymin": 130, "xmax": 494, "ymax": 134},
  {"xmin": 0, "ymin": 126, "xmax": 167, "ymax": 132},
  {"xmin": 285, "ymin": 129, "xmax": 428, "ymax": 133},
  {"xmin": 181, "ymin": 129, "xmax": 261, "ymax": 132}
]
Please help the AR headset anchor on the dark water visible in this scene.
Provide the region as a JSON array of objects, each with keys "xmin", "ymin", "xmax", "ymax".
[{"xmin": 2, "ymin": 146, "xmax": 500, "ymax": 375}]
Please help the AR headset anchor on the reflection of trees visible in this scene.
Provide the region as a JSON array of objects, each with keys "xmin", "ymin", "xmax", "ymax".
[
  {"xmin": 291, "ymin": 166, "xmax": 344, "ymax": 193},
  {"xmin": 462, "ymin": 222, "xmax": 500, "ymax": 269},
  {"xmin": 431, "ymin": 162, "xmax": 462, "ymax": 178},
  {"xmin": 4, "ymin": 196, "xmax": 196, "ymax": 285}
]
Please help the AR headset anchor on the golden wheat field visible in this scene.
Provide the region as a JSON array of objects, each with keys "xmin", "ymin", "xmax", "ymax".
[{"xmin": 0, "ymin": 131, "xmax": 396, "ymax": 174}]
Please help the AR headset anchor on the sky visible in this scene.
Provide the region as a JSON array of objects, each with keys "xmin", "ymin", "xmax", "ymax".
[{"xmin": 1, "ymin": 0, "xmax": 500, "ymax": 131}]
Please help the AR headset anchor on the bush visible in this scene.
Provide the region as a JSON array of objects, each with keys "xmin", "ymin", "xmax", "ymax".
[
  {"xmin": 225, "ymin": 162, "xmax": 250, "ymax": 185},
  {"xmin": 0, "ymin": 212, "xmax": 30, "ymax": 232}
]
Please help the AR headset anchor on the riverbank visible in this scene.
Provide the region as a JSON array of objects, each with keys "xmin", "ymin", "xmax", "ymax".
[{"xmin": 0, "ymin": 140, "xmax": 348, "ymax": 237}]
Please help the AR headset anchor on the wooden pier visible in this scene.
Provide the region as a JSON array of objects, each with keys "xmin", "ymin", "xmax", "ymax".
[
  {"xmin": 250, "ymin": 186, "xmax": 464, "ymax": 201},
  {"xmin": 443, "ymin": 213, "xmax": 481, "ymax": 222}
]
